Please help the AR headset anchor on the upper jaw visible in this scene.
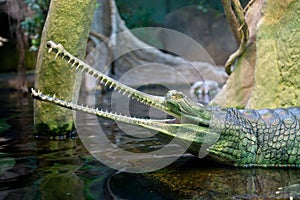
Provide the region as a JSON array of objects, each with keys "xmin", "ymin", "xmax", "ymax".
[
  {"xmin": 44, "ymin": 41, "xmax": 212, "ymax": 126},
  {"xmin": 46, "ymin": 41, "xmax": 169, "ymax": 111}
]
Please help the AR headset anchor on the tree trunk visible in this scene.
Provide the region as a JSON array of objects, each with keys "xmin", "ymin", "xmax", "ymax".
[
  {"xmin": 34, "ymin": 0, "xmax": 96, "ymax": 135},
  {"xmin": 211, "ymin": 0, "xmax": 300, "ymax": 109}
]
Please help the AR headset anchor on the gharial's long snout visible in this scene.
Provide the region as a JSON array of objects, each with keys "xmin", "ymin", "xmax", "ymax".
[{"xmin": 32, "ymin": 41, "xmax": 218, "ymax": 145}]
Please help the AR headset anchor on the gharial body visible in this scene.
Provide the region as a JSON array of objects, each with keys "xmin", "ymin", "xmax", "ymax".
[{"xmin": 32, "ymin": 41, "xmax": 300, "ymax": 168}]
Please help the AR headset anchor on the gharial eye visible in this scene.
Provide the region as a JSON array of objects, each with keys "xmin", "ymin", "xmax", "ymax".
[
  {"xmin": 165, "ymin": 90, "xmax": 186, "ymax": 100},
  {"xmin": 174, "ymin": 92, "xmax": 184, "ymax": 99},
  {"xmin": 171, "ymin": 90, "xmax": 184, "ymax": 98}
]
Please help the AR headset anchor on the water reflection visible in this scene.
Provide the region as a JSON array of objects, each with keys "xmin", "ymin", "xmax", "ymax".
[
  {"xmin": 0, "ymin": 88, "xmax": 299, "ymax": 199},
  {"xmin": 143, "ymin": 156, "xmax": 300, "ymax": 199}
]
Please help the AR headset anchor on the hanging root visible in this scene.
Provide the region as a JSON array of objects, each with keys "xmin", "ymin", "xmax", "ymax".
[{"xmin": 222, "ymin": 0, "xmax": 249, "ymax": 75}]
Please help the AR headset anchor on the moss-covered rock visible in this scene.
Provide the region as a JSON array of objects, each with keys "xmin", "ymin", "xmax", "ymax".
[
  {"xmin": 212, "ymin": 0, "xmax": 299, "ymax": 109},
  {"xmin": 34, "ymin": 0, "xmax": 96, "ymax": 135},
  {"xmin": 210, "ymin": 43, "xmax": 256, "ymax": 108},
  {"xmin": 247, "ymin": 0, "xmax": 300, "ymax": 109}
]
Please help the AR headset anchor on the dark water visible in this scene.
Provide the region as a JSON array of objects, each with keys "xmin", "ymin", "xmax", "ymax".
[{"xmin": 0, "ymin": 88, "xmax": 300, "ymax": 200}]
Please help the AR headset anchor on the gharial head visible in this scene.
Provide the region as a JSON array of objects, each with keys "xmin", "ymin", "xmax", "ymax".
[
  {"xmin": 164, "ymin": 90, "xmax": 212, "ymax": 125},
  {"xmin": 32, "ymin": 41, "xmax": 217, "ymax": 146}
]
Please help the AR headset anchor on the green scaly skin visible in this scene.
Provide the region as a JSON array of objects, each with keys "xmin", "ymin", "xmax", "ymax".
[{"xmin": 32, "ymin": 41, "xmax": 300, "ymax": 167}]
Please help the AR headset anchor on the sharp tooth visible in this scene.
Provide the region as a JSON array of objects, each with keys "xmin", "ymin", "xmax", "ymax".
[
  {"xmin": 54, "ymin": 52, "xmax": 60, "ymax": 60},
  {"xmin": 48, "ymin": 48, "xmax": 52, "ymax": 53},
  {"xmin": 99, "ymin": 78, "xmax": 104, "ymax": 84},
  {"xmin": 76, "ymin": 64, "xmax": 81, "ymax": 70},
  {"xmin": 114, "ymin": 87, "xmax": 120, "ymax": 92},
  {"xmin": 109, "ymin": 83, "xmax": 115, "ymax": 89},
  {"xmin": 118, "ymin": 89, "xmax": 123, "ymax": 94}
]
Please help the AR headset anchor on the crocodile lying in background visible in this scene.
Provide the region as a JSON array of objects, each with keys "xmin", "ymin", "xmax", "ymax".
[{"xmin": 32, "ymin": 41, "xmax": 300, "ymax": 168}]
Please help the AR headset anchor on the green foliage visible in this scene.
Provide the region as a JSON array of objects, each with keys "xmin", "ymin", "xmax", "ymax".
[
  {"xmin": 18, "ymin": 0, "xmax": 248, "ymax": 50},
  {"xmin": 116, "ymin": 0, "xmax": 155, "ymax": 28},
  {"xmin": 187, "ymin": 0, "xmax": 222, "ymax": 13},
  {"xmin": 0, "ymin": 118, "xmax": 11, "ymax": 133},
  {"xmin": 115, "ymin": 0, "xmax": 225, "ymax": 28},
  {"xmin": 21, "ymin": 0, "xmax": 50, "ymax": 51},
  {"xmin": 0, "ymin": 152, "xmax": 16, "ymax": 175},
  {"xmin": 188, "ymin": 0, "xmax": 250, "ymax": 14},
  {"xmin": 96, "ymin": 2, "xmax": 101, "ymax": 9}
]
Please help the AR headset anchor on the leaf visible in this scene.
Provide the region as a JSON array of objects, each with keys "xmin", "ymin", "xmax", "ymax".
[
  {"xmin": 0, "ymin": 118, "xmax": 11, "ymax": 133},
  {"xmin": 0, "ymin": 153, "xmax": 16, "ymax": 175}
]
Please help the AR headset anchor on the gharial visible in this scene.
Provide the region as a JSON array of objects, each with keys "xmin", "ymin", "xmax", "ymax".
[{"xmin": 32, "ymin": 41, "xmax": 300, "ymax": 168}]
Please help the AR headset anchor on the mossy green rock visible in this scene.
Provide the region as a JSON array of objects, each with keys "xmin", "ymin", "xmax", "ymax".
[
  {"xmin": 34, "ymin": 0, "xmax": 96, "ymax": 135},
  {"xmin": 212, "ymin": 0, "xmax": 299, "ymax": 109},
  {"xmin": 247, "ymin": 0, "xmax": 300, "ymax": 109}
]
